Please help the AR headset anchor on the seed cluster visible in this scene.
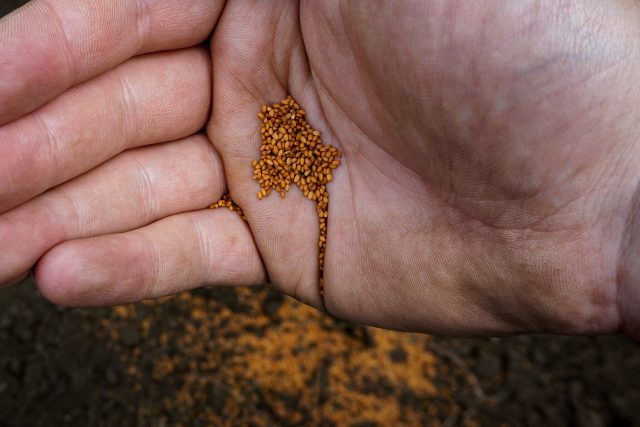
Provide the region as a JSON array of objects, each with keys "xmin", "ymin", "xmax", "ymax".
[
  {"xmin": 253, "ymin": 96, "xmax": 342, "ymax": 298},
  {"xmin": 209, "ymin": 194, "xmax": 246, "ymax": 221}
]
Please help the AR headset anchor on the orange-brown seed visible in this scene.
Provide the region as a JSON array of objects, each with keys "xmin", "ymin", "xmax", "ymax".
[{"xmin": 250, "ymin": 95, "xmax": 342, "ymax": 304}]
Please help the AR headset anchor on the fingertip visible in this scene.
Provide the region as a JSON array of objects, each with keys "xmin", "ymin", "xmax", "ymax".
[
  {"xmin": 35, "ymin": 236, "xmax": 149, "ymax": 306},
  {"xmin": 34, "ymin": 243, "xmax": 81, "ymax": 306},
  {"xmin": 34, "ymin": 239, "xmax": 122, "ymax": 306}
]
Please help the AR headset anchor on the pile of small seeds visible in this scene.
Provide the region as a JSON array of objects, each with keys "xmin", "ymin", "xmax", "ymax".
[
  {"xmin": 252, "ymin": 96, "xmax": 342, "ymax": 298},
  {"xmin": 209, "ymin": 96, "xmax": 341, "ymax": 301},
  {"xmin": 208, "ymin": 194, "xmax": 246, "ymax": 220}
]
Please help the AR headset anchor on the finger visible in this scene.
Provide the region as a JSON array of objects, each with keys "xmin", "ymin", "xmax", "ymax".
[
  {"xmin": 0, "ymin": 0, "xmax": 224, "ymax": 125},
  {"xmin": 35, "ymin": 209, "xmax": 266, "ymax": 306},
  {"xmin": 0, "ymin": 47, "xmax": 211, "ymax": 212},
  {"xmin": 0, "ymin": 134, "xmax": 224, "ymax": 286}
]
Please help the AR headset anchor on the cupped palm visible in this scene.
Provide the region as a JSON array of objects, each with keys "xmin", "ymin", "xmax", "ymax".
[{"xmin": 208, "ymin": 0, "xmax": 640, "ymax": 335}]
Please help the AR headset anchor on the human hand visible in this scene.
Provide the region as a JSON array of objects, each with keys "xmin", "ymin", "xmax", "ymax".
[
  {"xmin": 7, "ymin": 1, "xmax": 640, "ymax": 339},
  {"xmin": 205, "ymin": 0, "xmax": 640, "ymax": 337},
  {"xmin": 0, "ymin": 0, "xmax": 230, "ymax": 283}
]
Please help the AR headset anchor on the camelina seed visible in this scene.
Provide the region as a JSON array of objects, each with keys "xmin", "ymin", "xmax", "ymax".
[
  {"xmin": 253, "ymin": 95, "xmax": 341, "ymax": 300},
  {"xmin": 209, "ymin": 95, "xmax": 342, "ymax": 303},
  {"xmin": 209, "ymin": 194, "xmax": 246, "ymax": 221}
]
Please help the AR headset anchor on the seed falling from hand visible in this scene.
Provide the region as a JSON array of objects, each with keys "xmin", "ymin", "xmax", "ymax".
[{"xmin": 253, "ymin": 96, "xmax": 342, "ymax": 301}]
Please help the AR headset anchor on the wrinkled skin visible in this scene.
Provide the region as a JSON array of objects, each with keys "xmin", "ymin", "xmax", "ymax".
[{"xmin": 1, "ymin": 0, "xmax": 639, "ymax": 337}]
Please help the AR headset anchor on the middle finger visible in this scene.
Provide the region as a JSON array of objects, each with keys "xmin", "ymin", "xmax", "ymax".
[{"xmin": 0, "ymin": 47, "xmax": 212, "ymax": 212}]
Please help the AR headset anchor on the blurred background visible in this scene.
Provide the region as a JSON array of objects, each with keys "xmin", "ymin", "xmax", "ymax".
[{"xmin": 1, "ymin": 1, "xmax": 639, "ymax": 426}]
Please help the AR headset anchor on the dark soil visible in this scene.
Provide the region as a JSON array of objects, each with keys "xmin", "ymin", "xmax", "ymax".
[
  {"xmin": 1, "ymin": 280, "xmax": 639, "ymax": 427},
  {"xmin": 2, "ymin": 2, "xmax": 639, "ymax": 426}
]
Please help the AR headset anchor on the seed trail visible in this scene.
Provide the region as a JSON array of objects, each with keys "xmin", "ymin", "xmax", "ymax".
[
  {"xmin": 253, "ymin": 96, "xmax": 342, "ymax": 301},
  {"xmin": 209, "ymin": 96, "xmax": 342, "ymax": 303}
]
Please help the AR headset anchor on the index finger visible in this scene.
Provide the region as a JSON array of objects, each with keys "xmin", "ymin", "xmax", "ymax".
[{"xmin": 0, "ymin": 0, "xmax": 224, "ymax": 125}]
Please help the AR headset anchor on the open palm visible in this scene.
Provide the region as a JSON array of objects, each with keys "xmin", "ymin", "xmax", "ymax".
[
  {"xmin": 2, "ymin": 0, "xmax": 639, "ymax": 337},
  {"xmin": 209, "ymin": 1, "xmax": 640, "ymax": 336}
]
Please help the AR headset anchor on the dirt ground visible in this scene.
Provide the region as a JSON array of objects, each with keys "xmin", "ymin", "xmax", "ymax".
[
  {"xmin": 1, "ymin": 280, "xmax": 639, "ymax": 427},
  {"xmin": 1, "ymin": 1, "xmax": 640, "ymax": 426}
]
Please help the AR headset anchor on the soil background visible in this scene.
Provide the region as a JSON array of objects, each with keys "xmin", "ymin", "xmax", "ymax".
[{"xmin": 1, "ymin": 1, "xmax": 639, "ymax": 426}]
